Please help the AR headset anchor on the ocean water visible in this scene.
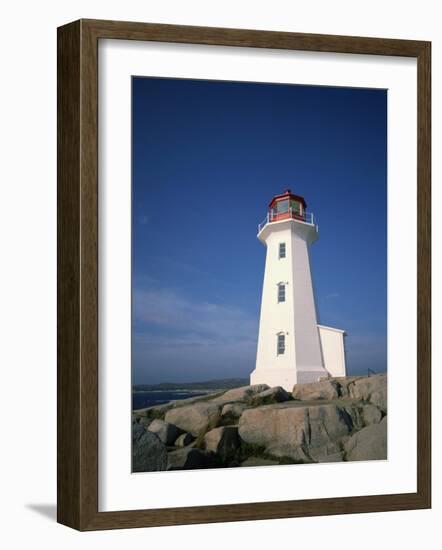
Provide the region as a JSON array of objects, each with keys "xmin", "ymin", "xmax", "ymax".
[{"xmin": 132, "ymin": 390, "xmax": 209, "ymax": 410}]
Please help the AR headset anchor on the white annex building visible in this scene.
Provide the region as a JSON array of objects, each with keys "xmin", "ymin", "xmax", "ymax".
[{"xmin": 251, "ymin": 189, "xmax": 347, "ymax": 391}]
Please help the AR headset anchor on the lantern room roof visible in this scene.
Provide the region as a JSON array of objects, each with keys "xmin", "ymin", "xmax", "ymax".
[{"xmin": 269, "ymin": 188, "xmax": 307, "ymax": 209}]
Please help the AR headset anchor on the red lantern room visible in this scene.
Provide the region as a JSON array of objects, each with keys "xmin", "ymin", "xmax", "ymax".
[{"xmin": 268, "ymin": 188, "xmax": 307, "ymax": 223}]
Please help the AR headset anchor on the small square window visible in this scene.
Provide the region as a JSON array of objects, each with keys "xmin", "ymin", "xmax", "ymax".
[{"xmin": 279, "ymin": 243, "xmax": 286, "ymax": 259}]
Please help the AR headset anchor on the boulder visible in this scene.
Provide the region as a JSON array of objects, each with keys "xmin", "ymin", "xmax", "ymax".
[
  {"xmin": 167, "ymin": 447, "xmax": 220, "ymax": 470},
  {"xmin": 132, "ymin": 424, "xmax": 168, "ymax": 472},
  {"xmin": 342, "ymin": 403, "xmax": 383, "ymax": 432},
  {"xmin": 345, "ymin": 416, "xmax": 387, "ymax": 461},
  {"xmin": 292, "ymin": 379, "xmax": 339, "ymax": 401},
  {"xmin": 239, "ymin": 403, "xmax": 353, "ymax": 462},
  {"xmin": 147, "ymin": 419, "xmax": 181, "ymax": 446},
  {"xmin": 213, "ymin": 384, "xmax": 269, "ymax": 405},
  {"xmin": 204, "ymin": 426, "xmax": 240, "ymax": 460},
  {"xmin": 132, "ymin": 422, "xmax": 145, "ymax": 440},
  {"xmin": 133, "ymin": 402, "xmax": 173, "ymax": 421},
  {"xmin": 347, "ymin": 374, "xmax": 387, "ymax": 412},
  {"xmin": 132, "ymin": 414, "xmax": 150, "ymax": 428},
  {"xmin": 361, "ymin": 403, "xmax": 383, "ymax": 426},
  {"xmin": 330, "ymin": 376, "xmax": 360, "ymax": 398},
  {"xmin": 221, "ymin": 402, "xmax": 247, "ymax": 420},
  {"xmin": 174, "ymin": 432, "xmax": 194, "ymax": 447},
  {"xmin": 251, "ymin": 386, "xmax": 291, "ymax": 406},
  {"xmin": 133, "ymin": 391, "xmax": 225, "ymax": 421},
  {"xmin": 131, "ymin": 376, "xmax": 388, "ymax": 470},
  {"xmin": 165, "ymin": 401, "xmax": 221, "ymax": 436}
]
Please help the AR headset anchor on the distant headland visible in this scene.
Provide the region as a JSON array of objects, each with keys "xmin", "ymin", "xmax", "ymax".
[{"xmin": 133, "ymin": 378, "xmax": 249, "ymax": 392}]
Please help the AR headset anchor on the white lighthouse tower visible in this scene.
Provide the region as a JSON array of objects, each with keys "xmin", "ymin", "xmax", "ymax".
[{"xmin": 251, "ymin": 189, "xmax": 347, "ymax": 391}]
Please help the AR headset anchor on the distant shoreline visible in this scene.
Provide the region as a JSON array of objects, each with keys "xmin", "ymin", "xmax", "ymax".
[
  {"xmin": 132, "ymin": 388, "xmax": 221, "ymax": 411},
  {"xmin": 133, "ymin": 389, "xmax": 223, "ymax": 394},
  {"xmin": 131, "ymin": 379, "xmax": 249, "ymax": 410},
  {"xmin": 132, "ymin": 372, "xmax": 386, "ymax": 394},
  {"xmin": 132, "ymin": 378, "xmax": 249, "ymax": 393}
]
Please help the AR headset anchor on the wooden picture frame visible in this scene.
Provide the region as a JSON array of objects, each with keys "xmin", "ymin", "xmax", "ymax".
[{"xmin": 57, "ymin": 19, "xmax": 431, "ymax": 531}]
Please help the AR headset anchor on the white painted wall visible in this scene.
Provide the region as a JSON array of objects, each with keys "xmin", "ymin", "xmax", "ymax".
[
  {"xmin": 318, "ymin": 324, "xmax": 347, "ymax": 377},
  {"xmin": 252, "ymin": 222, "xmax": 298, "ymax": 390},
  {"xmin": 252, "ymin": 217, "xmax": 328, "ymax": 390},
  {"xmin": 290, "ymin": 222, "xmax": 326, "ymax": 382}
]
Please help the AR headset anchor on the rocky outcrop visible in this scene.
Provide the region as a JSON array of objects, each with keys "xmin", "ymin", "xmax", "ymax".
[
  {"xmin": 133, "ymin": 390, "xmax": 225, "ymax": 421},
  {"xmin": 133, "ymin": 374, "xmax": 387, "ymax": 472},
  {"xmin": 345, "ymin": 416, "xmax": 387, "ymax": 461},
  {"xmin": 292, "ymin": 374, "xmax": 387, "ymax": 413},
  {"xmin": 238, "ymin": 403, "xmax": 352, "ymax": 462},
  {"xmin": 147, "ymin": 419, "xmax": 182, "ymax": 446},
  {"xmin": 165, "ymin": 401, "xmax": 221, "ymax": 436},
  {"xmin": 204, "ymin": 426, "xmax": 240, "ymax": 460},
  {"xmin": 292, "ymin": 379, "xmax": 340, "ymax": 401},
  {"xmin": 167, "ymin": 447, "xmax": 220, "ymax": 470},
  {"xmin": 221, "ymin": 402, "xmax": 247, "ymax": 421},
  {"xmin": 251, "ymin": 386, "xmax": 291, "ymax": 406},
  {"xmin": 347, "ymin": 374, "xmax": 387, "ymax": 412},
  {"xmin": 354, "ymin": 403, "xmax": 383, "ymax": 428},
  {"xmin": 212, "ymin": 384, "xmax": 269, "ymax": 406},
  {"xmin": 174, "ymin": 432, "xmax": 194, "ymax": 447},
  {"xmin": 132, "ymin": 424, "xmax": 168, "ymax": 472}
]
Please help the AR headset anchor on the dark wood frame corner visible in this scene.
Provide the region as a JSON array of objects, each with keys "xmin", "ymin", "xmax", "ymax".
[{"xmin": 57, "ymin": 19, "xmax": 431, "ymax": 531}]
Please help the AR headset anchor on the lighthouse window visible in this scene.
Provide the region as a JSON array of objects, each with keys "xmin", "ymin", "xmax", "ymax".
[
  {"xmin": 291, "ymin": 200, "xmax": 301, "ymax": 215},
  {"xmin": 279, "ymin": 242, "xmax": 286, "ymax": 259},
  {"xmin": 277, "ymin": 283, "xmax": 286, "ymax": 303},
  {"xmin": 277, "ymin": 334, "xmax": 285, "ymax": 355},
  {"xmin": 275, "ymin": 199, "xmax": 289, "ymax": 214}
]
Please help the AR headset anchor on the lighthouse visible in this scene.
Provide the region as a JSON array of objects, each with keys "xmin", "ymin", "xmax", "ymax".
[{"xmin": 251, "ymin": 189, "xmax": 347, "ymax": 391}]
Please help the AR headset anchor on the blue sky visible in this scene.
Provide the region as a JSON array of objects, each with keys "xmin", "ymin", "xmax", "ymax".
[{"xmin": 132, "ymin": 77, "xmax": 387, "ymax": 384}]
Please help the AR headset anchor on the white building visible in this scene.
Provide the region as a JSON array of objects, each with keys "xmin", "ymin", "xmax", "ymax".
[{"xmin": 251, "ymin": 189, "xmax": 347, "ymax": 391}]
